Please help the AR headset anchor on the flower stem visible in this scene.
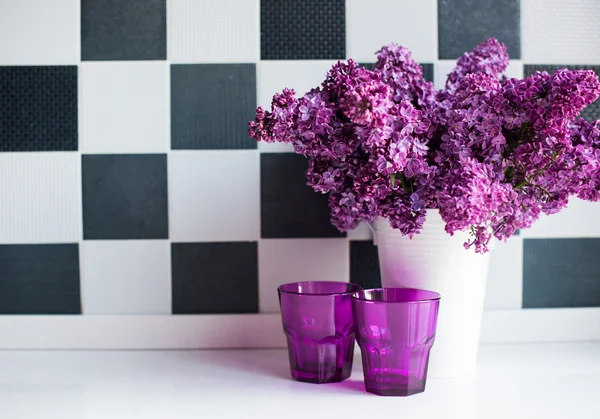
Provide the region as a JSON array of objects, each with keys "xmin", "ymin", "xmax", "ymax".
[{"xmin": 513, "ymin": 151, "xmax": 560, "ymax": 193}]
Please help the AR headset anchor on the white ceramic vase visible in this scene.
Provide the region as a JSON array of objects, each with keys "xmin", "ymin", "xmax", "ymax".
[{"xmin": 371, "ymin": 210, "xmax": 491, "ymax": 378}]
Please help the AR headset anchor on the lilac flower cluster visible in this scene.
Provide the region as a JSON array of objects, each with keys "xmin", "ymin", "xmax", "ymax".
[{"xmin": 249, "ymin": 38, "xmax": 600, "ymax": 253}]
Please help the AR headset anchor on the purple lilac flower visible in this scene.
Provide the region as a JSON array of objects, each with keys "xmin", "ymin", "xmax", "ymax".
[
  {"xmin": 374, "ymin": 44, "xmax": 437, "ymax": 109},
  {"xmin": 248, "ymin": 38, "xmax": 600, "ymax": 253},
  {"xmin": 567, "ymin": 118, "xmax": 600, "ymax": 201},
  {"xmin": 445, "ymin": 38, "xmax": 509, "ymax": 93}
]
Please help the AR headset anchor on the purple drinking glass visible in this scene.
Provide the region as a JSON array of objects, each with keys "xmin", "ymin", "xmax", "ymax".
[
  {"xmin": 352, "ymin": 288, "xmax": 441, "ymax": 396},
  {"xmin": 278, "ymin": 281, "xmax": 362, "ymax": 384}
]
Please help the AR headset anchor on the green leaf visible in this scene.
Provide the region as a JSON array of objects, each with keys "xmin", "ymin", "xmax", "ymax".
[
  {"xmin": 390, "ymin": 173, "xmax": 396, "ymax": 188},
  {"xmin": 504, "ymin": 166, "xmax": 515, "ymax": 179}
]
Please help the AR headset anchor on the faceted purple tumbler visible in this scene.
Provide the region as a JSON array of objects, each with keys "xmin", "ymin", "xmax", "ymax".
[
  {"xmin": 278, "ymin": 281, "xmax": 362, "ymax": 384},
  {"xmin": 352, "ymin": 288, "xmax": 440, "ymax": 396}
]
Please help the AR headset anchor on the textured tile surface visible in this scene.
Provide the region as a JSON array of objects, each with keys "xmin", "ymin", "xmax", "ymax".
[
  {"xmin": 257, "ymin": 61, "xmax": 336, "ymax": 108},
  {"xmin": 168, "ymin": 0, "xmax": 259, "ymax": 63},
  {"xmin": 434, "ymin": 60, "xmax": 455, "ymax": 90},
  {"xmin": 523, "ymin": 239, "xmax": 600, "ymax": 308},
  {"xmin": 261, "ymin": 0, "xmax": 345, "ymax": 60},
  {"xmin": 80, "ymin": 62, "xmax": 168, "ymax": 153},
  {"xmin": 0, "ymin": 0, "xmax": 80, "ymax": 65},
  {"xmin": 258, "ymin": 238, "xmax": 349, "ymax": 312},
  {"xmin": 520, "ymin": 198, "xmax": 600, "ymax": 238},
  {"xmin": 0, "ymin": 66, "xmax": 77, "ymax": 152},
  {"xmin": 505, "ymin": 60, "xmax": 525, "ymax": 80},
  {"xmin": 346, "ymin": 222, "xmax": 374, "ymax": 240},
  {"xmin": 0, "ymin": 153, "xmax": 80, "ymax": 243},
  {"xmin": 524, "ymin": 65, "xmax": 599, "ymax": 122},
  {"xmin": 171, "ymin": 242, "xmax": 258, "ymax": 314},
  {"xmin": 347, "ymin": 0, "xmax": 437, "ymax": 62},
  {"xmin": 421, "ymin": 63, "xmax": 435, "ymax": 84},
  {"xmin": 81, "ymin": 0, "xmax": 166, "ymax": 61},
  {"xmin": 169, "ymin": 151, "xmax": 260, "ymax": 242},
  {"xmin": 0, "ymin": 0, "xmax": 598, "ymax": 320},
  {"xmin": 485, "ymin": 238, "xmax": 523, "ymax": 310},
  {"xmin": 438, "ymin": 0, "xmax": 521, "ymax": 59},
  {"xmin": 81, "ymin": 241, "xmax": 171, "ymax": 314},
  {"xmin": 82, "ymin": 154, "xmax": 169, "ymax": 240},
  {"xmin": 522, "ymin": 0, "xmax": 600, "ymax": 64},
  {"xmin": 261, "ymin": 153, "xmax": 345, "ymax": 239},
  {"xmin": 171, "ymin": 64, "xmax": 257, "ymax": 150},
  {"xmin": 0, "ymin": 244, "xmax": 80, "ymax": 314},
  {"xmin": 358, "ymin": 62, "xmax": 376, "ymax": 71},
  {"xmin": 349, "ymin": 241, "xmax": 382, "ymax": 290}
]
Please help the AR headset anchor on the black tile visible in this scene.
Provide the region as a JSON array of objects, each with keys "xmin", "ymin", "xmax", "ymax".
[
  {"xmin": 524, "ymin": 65, "xmax": 600, "ymax": 122},
  {"xmin": 171, "ymin": 242, "xmax": 258, "ymax": 314},
  {"xmin": 350, "ymin": 241, "xmax": 381, "ymax": 290},
  {"xmin": 82, "ymin": 154, "xmax": 168, "ymax": 240},
  {"xmin": 261, "ymin": 153, "xmax": 345, "ymax": 238},
  {"xmin": 171, "ymin": 64, "xmax": 257, "ymax": 150},
  {"xmin": 0, "ymin": 244, "xmax": 80, "ymax": 314},
  {"xmin": 438, "ymin": 0, "xmax": 521, "ymax": 59},
  {"xmin": 81, "ymin": 0, "xmax": 166, "ymax": 61},
  {"xmin": 523, "ymin": 239, "xmax": 600, "ymax": 308},
  {"xmin": 421, "ymin": 63, "xmax": 434, "ymax": 83},
  {"xmin": 0, "ymin": 66, "xmax": 77, "ymax": 152},
  {"xmin": 358, "ymin": 62, "xmax": 434, "ymax": 83},
  {"xmin": 261, "ymin": 0, "xmax": 345, "ymax": 60},
  {"xmin": 358, "ymin": 62, "xmax": 376, "ymax": 71}
]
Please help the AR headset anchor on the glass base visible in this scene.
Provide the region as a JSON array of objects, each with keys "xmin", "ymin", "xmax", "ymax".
[
  {"xmin": 364, "ymin": 374, "xmax": 427, "ymax": 396},
  {"xmin": 291, "ymin": 365, "xmax": 352, "ymax": 384},
  {"xmin": 286, "ymin": 334, "xmax": 355, "ymax": 384}
]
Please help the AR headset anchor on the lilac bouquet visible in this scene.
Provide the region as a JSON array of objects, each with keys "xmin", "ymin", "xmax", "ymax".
[{"xmin": 249, "ymin": 39, "xmax": 600, "ymax": 253}]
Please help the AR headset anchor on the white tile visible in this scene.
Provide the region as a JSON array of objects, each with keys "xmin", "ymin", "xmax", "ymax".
[
  {"xmin": 520, "ymin": 198, "xmax": 600, "ymax": 238},
  {"xmin": 522, "ymin": 0, "xmax": 600, "ymax": 64},
  {"xmin": 168, "ymin": 0, "xmax": 259, "ymax": 63},
  {"xmin": 0, "ymin": 153, "xmax": 80, "ymax": 243},
  {"xmin": 80, "ymin": 62, "xmax": 168, "ymax": 154},
  {"xmin": 484, "ymin": 237, "xmax": 523, "ymax": 310},
  {"xmin": 81, "ymin": 241, "xmax": 171, "ymax": 314},
  {"xmin": 169, "ymin": 151, "xmax": 260, "ymax": 242},
  {"xmin": 434, "ymin": 60, "xmax": 455, "ymax": 90},
  {"xmin": 346, "ymin": 0, "xmax": 437, "ymax": 62},
  {"xmin": 258, "ymin": 239, "xmax": 349, "ymax": 312},
  {"xmin": 257, "ymin": 141, "xmax": 294, "ymax": 153},
  {"xmin": 0, "ymin": 0, "xmax": 79, "ymax": 65},
  {"xmin": 347, "ymin": 222, "xmax": 374, "ymax": 241},
  {"xmin": 257, "ymin": 61, "xmax": 337, "ymax": 109},
  {"xmin": 257, "ymin": 60, "xmax": 337, "ymax": 153},
  {"xmin": 505, "ymin": 60, "xmax": 524, "ymax": 80}
]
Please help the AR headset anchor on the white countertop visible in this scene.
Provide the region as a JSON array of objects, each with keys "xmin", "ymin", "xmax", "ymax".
[{"xmin": 0, "ymin": 342, "xmax": 598, "ymax": 419}]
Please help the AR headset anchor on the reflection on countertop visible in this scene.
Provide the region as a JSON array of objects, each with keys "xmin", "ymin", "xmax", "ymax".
[{"xmin": 0, "ymin": 342, "xmax": 598, "ymax": 419}]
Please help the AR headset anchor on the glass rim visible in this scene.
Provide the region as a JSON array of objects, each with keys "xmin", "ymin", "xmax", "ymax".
[
  {"xmin": 277, "ymin": 281, "xmax": 362, "ymax": 296},
  {"xmin": 351, "ymin": 287, "xmax": 441, "ymax": 303}
]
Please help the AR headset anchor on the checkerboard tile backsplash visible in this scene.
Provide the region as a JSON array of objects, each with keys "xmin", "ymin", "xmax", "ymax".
[{"xmin": 0, "ymin": 0, "xmax": 599, "ymax": 316}]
